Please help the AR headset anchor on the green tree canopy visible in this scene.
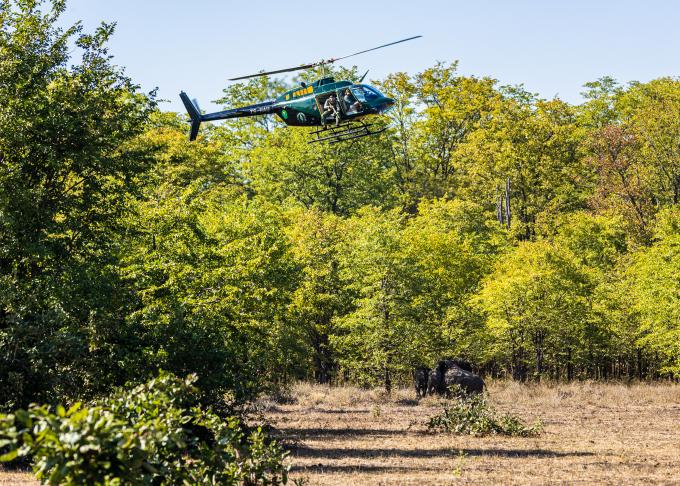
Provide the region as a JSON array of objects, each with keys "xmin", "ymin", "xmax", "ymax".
[{"xmin": 0, "ymin": 0, "xmax": 154, "ymax": 409}]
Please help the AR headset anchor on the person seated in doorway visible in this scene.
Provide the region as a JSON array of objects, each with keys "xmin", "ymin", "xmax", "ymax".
[
  {"xmin": 343, "ymin": 89, "xmax": 362, "ymax": 114},
  {"xmin": 321, "ymin": 93, "xmax": 340, "ymax": 127}
]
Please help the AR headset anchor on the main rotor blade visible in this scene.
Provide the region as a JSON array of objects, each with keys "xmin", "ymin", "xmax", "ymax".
[
  {"xmin": 229, "ymin": 62, "xmax": 318, "ymax": 81},
  {"xmin": 332, "ymin": 36, "xmax": 422, "ymax": 62},
  {"xmin": 228, "ymin": 36, "xmax": 421, "ymax": 81}
]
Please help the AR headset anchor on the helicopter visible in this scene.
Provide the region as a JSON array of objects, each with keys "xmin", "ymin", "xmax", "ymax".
[{"xmin": 180, "ymin": 36, "xmax": 421, "ymax": 144}]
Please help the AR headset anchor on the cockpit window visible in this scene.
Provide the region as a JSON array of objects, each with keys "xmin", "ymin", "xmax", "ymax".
[
  {"xmin": 360, "ymin": 85, "xmax": 383, "ymax": 101},
  {"xmin": 350, "ymin": 87, "xmax": 366, "ymax": 102},
  {"xmin": 350, "ymin": 85, "xmax": 384, "ymax": 103}
]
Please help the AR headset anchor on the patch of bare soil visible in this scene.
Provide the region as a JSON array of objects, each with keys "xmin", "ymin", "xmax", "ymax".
[{"xmin": 264, "ymin": 381, "xmax": 680, "ymax": 485}]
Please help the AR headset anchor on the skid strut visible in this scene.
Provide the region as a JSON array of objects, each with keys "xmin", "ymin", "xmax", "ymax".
[{"xmin": 309, "ymin": 121, "xmax": 387, "ymax": 144}]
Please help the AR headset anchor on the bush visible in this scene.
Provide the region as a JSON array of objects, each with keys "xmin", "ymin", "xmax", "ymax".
[
  {"xmin": 0, "ymin": 372, "xmax": 288, "ymax": 485},
  {"xmin": 427, "ymin": 392, "xmax": 541, "ymax": 437}
]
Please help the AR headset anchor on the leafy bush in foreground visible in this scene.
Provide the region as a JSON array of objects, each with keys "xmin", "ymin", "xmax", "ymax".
[
  {"xmin": 0, "ymin": 373, "xmax": 288, "ymax": 485},
  {"xmin": 427, "ymin": 392, "xmax": 541, "ymax": 437}
]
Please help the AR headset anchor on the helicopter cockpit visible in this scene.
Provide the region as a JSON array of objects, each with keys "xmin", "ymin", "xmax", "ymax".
[
  {"xmin": 315, "ymin": 84, "xmax": 390, "ymax": 121},
  {"xmin": 342, "ymin": 85, "xmax": 388, "ymax": 115},
  {"xmin": 342, "ymin": 87, "xmax": 363, "ymax": 115},
  {"xmin": 353, "ymin": 85, "xmax": 385, "ymax": 102}
]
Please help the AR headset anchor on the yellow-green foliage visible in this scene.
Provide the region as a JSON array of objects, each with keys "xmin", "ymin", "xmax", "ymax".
[
  {"xmin": 427, "ymin": 391, "xmax": 541, "ymax": 436},
  {"xmin": 2, "ymin": 0, "xmax": 680, "ymax": 427},
  {"xmin": 0, "ymin": 373, "xmax": 288, "ymax": 485}
]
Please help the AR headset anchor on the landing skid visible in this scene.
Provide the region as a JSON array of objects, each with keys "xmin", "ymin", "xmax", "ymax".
[{"xmin": 309, "ymin": 121, "xmax": 387, "ymax": 144}]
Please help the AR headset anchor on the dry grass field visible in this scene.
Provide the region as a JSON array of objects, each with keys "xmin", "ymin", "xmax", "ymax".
[
  {"xmin": 3, "ymin": 381, "xmax": 679, "ymax": 485},
  {"xmin": 0, "ymin": 468, "xmax": 35, "ymax": 486},
  {"xmin": 264, "ymin": 381, "xmax": 680, "ymax": 485}
]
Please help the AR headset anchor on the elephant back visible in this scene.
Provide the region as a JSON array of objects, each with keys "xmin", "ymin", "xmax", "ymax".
[
  {"xmin": 443, "ymin": 366, "xmax": 485, "ymax": 394},
  {"xmin": 441, "ymin": 358, "xmax": 473, "ymax": 373}
]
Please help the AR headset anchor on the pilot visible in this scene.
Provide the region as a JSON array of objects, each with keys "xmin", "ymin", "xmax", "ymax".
[
  {"xmin": 343, "ymin": 89, "xmax": 361, "ymax": 114},
  {"xmin": 321, "ymin": 93, "xmax": 340, "ymax": 127}
]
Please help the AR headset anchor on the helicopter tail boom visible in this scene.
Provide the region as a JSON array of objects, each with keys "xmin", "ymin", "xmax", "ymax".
[
  {"xmin": 180, "ymin": 91, "xmax": 203, "ymax": 141},
  {"xmin": 180, "ymin": 91, "xmax": 279, "ymax": 140}
]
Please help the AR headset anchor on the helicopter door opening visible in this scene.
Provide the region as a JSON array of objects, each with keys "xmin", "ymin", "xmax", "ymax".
[{"xmin": 316, "ymin": 92, "xmax": 341, "ymax": 125}]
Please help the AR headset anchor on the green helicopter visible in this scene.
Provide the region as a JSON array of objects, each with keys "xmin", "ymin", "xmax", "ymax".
[{"xmin": 180, "ymin": 36, "xmax": 421, "ymax": 144}]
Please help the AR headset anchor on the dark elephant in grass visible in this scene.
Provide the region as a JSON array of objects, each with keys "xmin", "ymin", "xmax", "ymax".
[
  {"xmin": 427, "ymin": 359, "xmax": 484, "ymax": 396},
  {"xmin": 413, "ymin": 367, "xmax": 430, "ymax": 398}
]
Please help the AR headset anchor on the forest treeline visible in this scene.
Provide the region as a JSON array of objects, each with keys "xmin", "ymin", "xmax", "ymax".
[{"xmin": 1, "ymin": 1, "xmax": 680, "ymax": 414}]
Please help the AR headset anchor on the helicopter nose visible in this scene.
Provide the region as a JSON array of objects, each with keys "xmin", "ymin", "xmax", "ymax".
[{"xmin": 380, "ymin": 97, "xmax": 395, "ymax": 112}]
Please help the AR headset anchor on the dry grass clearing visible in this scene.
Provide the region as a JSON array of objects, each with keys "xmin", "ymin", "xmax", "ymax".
[
  {"xmin": 264, "ymin": 381, "xmax": 680, "ymax": 485},
  {"xmin": 3, "ymin": 381, "xmax": 679, "ymax": 485},
  {"xmin": 0, "ymin": 468, "xmax": 35, "ymax": 485}
]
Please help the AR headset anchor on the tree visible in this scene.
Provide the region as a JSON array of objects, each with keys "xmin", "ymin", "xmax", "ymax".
[
  {"xmin": 285, "ymin": 208, "xmax": 349, "ymax": 383},
  {"xmin": 332, "ymin": 207, "xmax": 409, "ymax": 392},
  {"xmin": 625, "ymin": 208, "xmax": 680, "ymax": 376},
  {"xmin": 473, "ymin": 241, "xmax": 594, "ymax": 380},
  {"xmin": 125, "ymin": 190, "xmax": 298, "ymax": 401},
  {"xmin": 459, "ymin": 89, "xmax": 590, "ymax": 241},
  {"xmin": 413, "ymin": 62, "xmax": 501, "ymax": 200},
  {"xmin": 555, "ymin": 212, "xmax": 631, "ymax": 379},
  {"xmin": 246, "ymin": 123, "xmax": 397, "ymax": 215},
  {"xmin": 124, "ymin": 116, "xmax": 300, "ymax": 400},
  {"xmin": 578, "ymin": 76, "xmax": 622, "ymax": 129},
  {"xmin": 588, "ymin": 125, "xmax": 655, "ymax": 240},
  {"xmin": 0, "ymin": 0, "xmax": 155, "ymax": 409},
  {"xmin": 400, "ymin": 199, "xmax": 504, "ymax": 363},
  {"xmin": 584, "ymin": 78, "xmax": 680, "ymax": 242},
  {"xmin": 552, "ymin": 212, "xmax": 627, "ymax": 270},
  {"xmin": 621, "ymin": 78, "xmax": 680, "ymax": 207},
  {"xmin": 376, "ymin": 72, "xmax": 420, "ymax": 211}
]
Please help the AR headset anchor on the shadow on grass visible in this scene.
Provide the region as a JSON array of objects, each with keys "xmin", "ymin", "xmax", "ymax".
[
  {"xmin": 280, "ymin": 427, "xmax": 405, "ymax": 438},
  {"xmin": 395, "ymin": 398, "xmax": 420, "ymax": 406},
  {"xmin": 291, "ymin": 464, "xmax": 441, "ymax": 473},
  {"xmin": 291, "ymin": 445, "xmax": 596, "ymax": 460},
  {"xmin": 313, "ymin": 408, "xmax": 372, "ymax": 414}
]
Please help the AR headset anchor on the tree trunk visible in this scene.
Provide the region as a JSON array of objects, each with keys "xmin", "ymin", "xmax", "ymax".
[
  {"xmin": 384, "ymin": 364, "xmax": 392, "ymax": 394},
  {"xmin": 637, "ymin": 348, "xmax": 643, "ymax": 381}
]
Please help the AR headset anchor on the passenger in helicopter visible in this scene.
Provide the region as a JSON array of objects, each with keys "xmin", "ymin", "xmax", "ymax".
[
  {"xmin": 321, "ymin": 93, "xmax": 340, "ymax": 127},
  {"xmin": 343, "ymin": 88, "xmax": 362, "ymax": 115}
]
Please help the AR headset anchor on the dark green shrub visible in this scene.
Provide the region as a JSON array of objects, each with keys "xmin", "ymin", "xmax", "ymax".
[
  {"xmin": 427, "ymin": 392, "xmax": 541, "ymax": 437},
  {"xmin": 0, "ymin": 372, "xmax": 288, "ymax": 485}
]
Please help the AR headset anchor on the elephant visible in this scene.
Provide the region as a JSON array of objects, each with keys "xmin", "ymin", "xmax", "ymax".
[
  {"xmin": 443, "ymin": 365, "xmax": 485, "ymax": 395},
  {"xmin": 428, "ymin": 359, "xmax": 484, "ymax": 396},
  {"xmin": 427, "ymin": 368, "xmax": 443, "ymax": 396},
  {"xmin": 440, "ymin": 358, "xmax": 473, "ymax": 373},
  {"xmin": 413, "ymin": 366, "xmax": 430, "ymax": 398}
]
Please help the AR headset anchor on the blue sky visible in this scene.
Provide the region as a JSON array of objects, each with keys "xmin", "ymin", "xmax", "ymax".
[{"xmin": 60, "ymin": 0, "xmax": 679, "ymax": 113}]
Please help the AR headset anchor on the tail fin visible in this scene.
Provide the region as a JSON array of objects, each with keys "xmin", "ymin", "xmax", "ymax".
[{"xmin": 180, "ymin": 91, "xmax": 202, "ymax": 141}]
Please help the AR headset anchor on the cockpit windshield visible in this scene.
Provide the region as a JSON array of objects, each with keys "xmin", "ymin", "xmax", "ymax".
[
  {"xmin": 350, "ymin": 87, "xmax": 366, "ymax": 102},
  {"xmin": 359, "ymin": 85, "xmax": 384, "ymax": 101},
  {"xmin": 350, "ymin": 85, "xmax": 384, "ymax": 103}
]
